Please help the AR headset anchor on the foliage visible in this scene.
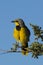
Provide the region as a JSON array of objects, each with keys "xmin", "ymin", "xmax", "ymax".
[{"xmin": 30, "ymin": 42, "xmax": 43, "ymax": 58}]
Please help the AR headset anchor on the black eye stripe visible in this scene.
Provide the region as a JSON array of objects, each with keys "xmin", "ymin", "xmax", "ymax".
[{"xmin": 16, "ymin": 21, "xmax": 18, "ymax": 22}]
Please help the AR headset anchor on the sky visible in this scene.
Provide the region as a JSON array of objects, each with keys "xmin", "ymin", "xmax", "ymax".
[{"xmin": 0, "ymin": 0, "xmax": 43, "ymax": 65}]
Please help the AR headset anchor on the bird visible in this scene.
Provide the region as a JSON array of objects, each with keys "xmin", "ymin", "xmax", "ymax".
[{"xmin": 11, "ymin": 18, "xmax": 30, "ymax": 55}]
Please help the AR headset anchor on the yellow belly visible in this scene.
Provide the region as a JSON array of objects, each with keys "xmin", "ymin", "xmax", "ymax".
[
  {"xmin": 13, "ymin": 28, "xmax": 20, "ymax": 41},
  {"xmin": 13, "ymin": 27, "xmax": 29, "ymax": 55},
  {"xmin": 13, "ymin": 28, "xmax": 29, "ymax": 44},
  {"xmin": 20, "ymin": 28, "xmax": 29, "ymax": 44}
]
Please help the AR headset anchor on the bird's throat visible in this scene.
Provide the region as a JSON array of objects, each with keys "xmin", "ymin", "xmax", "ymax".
[{"xmin": 16, "ymin": 26, "xmax": 21, "ymax": 31}]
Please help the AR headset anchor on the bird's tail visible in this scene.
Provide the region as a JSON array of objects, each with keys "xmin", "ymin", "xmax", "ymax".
[{"xmin": 21, "ymin": 43, "xmax": 28, "ymax": 55}]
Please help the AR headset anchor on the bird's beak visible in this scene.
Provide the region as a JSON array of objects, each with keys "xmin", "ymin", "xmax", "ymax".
[
  {"xmin": 11, "ymin": 21, "xmax": 15, "ymax": 23},
  {"xmin": 11, "ymin": 20, "xmax": 19, "ymax": 26}
]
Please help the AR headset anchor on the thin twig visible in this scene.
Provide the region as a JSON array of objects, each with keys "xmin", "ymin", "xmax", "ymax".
[{"xmin": 0, "ymin": 48, "xmax": 32, "ymax": 55}]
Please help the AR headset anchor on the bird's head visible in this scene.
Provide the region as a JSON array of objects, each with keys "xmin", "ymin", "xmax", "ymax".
[{"xmin": 11, "ymin": 18, "xmax": 25, "ymax": 27}]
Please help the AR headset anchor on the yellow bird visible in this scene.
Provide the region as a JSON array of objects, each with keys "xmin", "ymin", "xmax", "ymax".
[{"xmin": 12, "ymin": 18, "xmax": 30, "ymax": 55}]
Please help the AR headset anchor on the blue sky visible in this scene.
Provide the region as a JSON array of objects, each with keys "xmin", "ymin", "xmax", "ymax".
[{"xmin": 0, "ymin": 0, "xmax": 43, "ymax": 65}]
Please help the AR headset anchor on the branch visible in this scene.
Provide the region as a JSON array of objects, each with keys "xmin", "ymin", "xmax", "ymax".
[
  {"xmin": 0, "ymin": 42, "xmax": 43, "ymax": 59},
  {"xmin": 0, "ymin": 48, "xmax": 32, "ymax": 55}
]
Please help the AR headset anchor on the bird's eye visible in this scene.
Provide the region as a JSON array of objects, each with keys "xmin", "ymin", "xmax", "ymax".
[{"xmin": 16, "ymin": 21, "xmax": 18, "ymax": 22}]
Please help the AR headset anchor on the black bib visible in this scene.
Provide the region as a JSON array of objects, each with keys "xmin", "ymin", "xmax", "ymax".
[{"xmin": 16, "ymin": 26, "xmax": 21, "ymax": 31}]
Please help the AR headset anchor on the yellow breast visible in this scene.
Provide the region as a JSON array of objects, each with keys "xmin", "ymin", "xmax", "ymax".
[
  {"xmin": 20, "ymin": 28, "xmax": 29, "ymax": 43},
  {"xmin": 13, "ymin": 28, "xmax": 20, "ymax": 41},
  {"xmin": 13, "ymin": 27, "xmax": 29, "ymax": 44}
]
